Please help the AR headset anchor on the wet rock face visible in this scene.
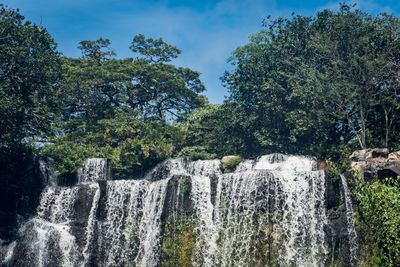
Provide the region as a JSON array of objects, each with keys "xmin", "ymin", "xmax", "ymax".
[
  {"xmin": 161, "ymin": 175, "xmax": 194, "ymax": 220},
  {"xmin": 0, "ymin": 150, "xmax": 48, "ymax": 242},
  {"xmin": 350, "ymin": 148, "xmax": 400, "ymax": 181}
]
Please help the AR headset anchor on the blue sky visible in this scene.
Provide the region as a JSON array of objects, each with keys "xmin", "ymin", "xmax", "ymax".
[{"xmin": 3, "ymin": 0, "xmax": 400, "ymax": 103}]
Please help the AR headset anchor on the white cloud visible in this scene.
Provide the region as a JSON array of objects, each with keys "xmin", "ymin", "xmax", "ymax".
[{"xmin": 5, "ymin": 0, "xmax": 399, "ymax": 103}]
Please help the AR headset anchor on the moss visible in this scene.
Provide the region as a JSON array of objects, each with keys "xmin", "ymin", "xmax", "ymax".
[
  {"xmin": 222, "ymin": 155, "xmax": 242, "ymax": 171},
  {"xmin": 326, "ymin": 159, "xmax": 340, "ymax": 183},
  {"xmin": 178, "ymin": 177, "xmax": 190, "ymax": 195},
  {"xmin": 359, "ymin": 242, "xmax": 382, "ymax": 267},
  {"xmin": 161, "ymin": 214, "xmax": 196, "ymax": 267},
  {"xmin": 355, "ymin": 178, "xmax": 400, "ymax": 267}
]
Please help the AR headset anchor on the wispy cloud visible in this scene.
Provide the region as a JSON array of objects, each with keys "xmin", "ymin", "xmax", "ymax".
[{"xmin": 4, "ymin": 0, "xmax": 400, "ymax": 103}]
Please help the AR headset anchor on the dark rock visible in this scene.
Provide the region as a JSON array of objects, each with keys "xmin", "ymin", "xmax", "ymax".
[
  {"xmin": 371, "ymin": 148, "xmax": 389, "ymax": 159},
  {"xmin": 267, "ymin": 153, "xmax": 286, "ymax": 163},
  {"xmin": 161, "ymin": 175, "xmax": 193, "ymax": 221},
  {"xmin": 209, "ymin": 173, "xmax": 219, "ymax": 207},
  {"xmin": 349, "ymin": 148, "xmax": 389, "ymax": 162},
  {"xmin": 0, "ymin": 147, "xmax": 47, "ymax": 241},
  {"xmin": 57, "ymin": 172, "xmax": 78, "ymax": 186},
  {"xmin": 326, "ymin": 205, "xmax": 351, "ymax": 267},
  {"xmin": 377, "ymin": 166, "xmax": 399, "ymax": 180},
  {"xmin": 96, "ymin": 180, "xmax": 108, "ymax": 220},
  {"xmin": 147, "ymin": 158, "xmax": 187, "ymax": 181},
  {"xmin": 71, "ymin": 184, "xmax": 97, "ymax": 249},
  {"xmin": 325, "ymin": 171, "xmax": 340, "ymax": 210}
]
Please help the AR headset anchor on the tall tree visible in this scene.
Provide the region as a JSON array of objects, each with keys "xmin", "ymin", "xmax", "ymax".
[
  {"xmin": 44, "ymin": 35, "xmax": 206, "ymax": 176},
  {"xmin": 0, "ymin": 5, "xmax": 60, "ymax": 146},
  {"xmin": 222, "ymin": 4, "xmax": 400, "ymax": 157}
]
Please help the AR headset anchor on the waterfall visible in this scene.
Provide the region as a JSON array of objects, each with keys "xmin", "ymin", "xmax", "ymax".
[
  {"xmin": 82, "ymin": 183, "xmax": 100, "ymax": 266},
  {"xmin": 78, "ymin": 158, "xmax": 110, "ymax": 183},
  {"xmin": 340, "ymin": 174, "xmax": 359, "ymax": 266},
  {"xmin": 187, "ymin": 155, "xmax": 327, "ymax": 266},
  {"xmin": 1, "ymin": 155, "xmax": 330, "ymax": 266}
]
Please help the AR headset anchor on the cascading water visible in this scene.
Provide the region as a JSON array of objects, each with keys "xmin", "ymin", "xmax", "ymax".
[
  {"xmin": 340, "ymin": 174, "xmax": 359, "ymax": 266},
  {"xmin": 186, "ymin": 155, "xmax": 328, "ymax": 266},
  {"xmin": 1, "ymin": 155, "xmax": 331, "ymax": 266}
]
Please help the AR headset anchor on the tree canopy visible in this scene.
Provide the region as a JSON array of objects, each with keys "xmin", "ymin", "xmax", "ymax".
[
  {"xmin": 43, "ymin": 35, "xmax": 206, "ymax": 176},
  {"xmin": 217, "ymin": 4, "xmax": 400, "ymax": 159}
]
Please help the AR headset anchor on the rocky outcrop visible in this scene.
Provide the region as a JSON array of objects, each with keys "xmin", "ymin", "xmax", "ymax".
[
  {"xmin": 350, "ymin": 148, "xmax": 400, "ymax": 181},
  {"xmin": 0, "ymin": 148, "xmax": 49, "ymax": 242},
  {"xmin": 220, "ymin": 155, "xmax": 242, "ymax": 172}
]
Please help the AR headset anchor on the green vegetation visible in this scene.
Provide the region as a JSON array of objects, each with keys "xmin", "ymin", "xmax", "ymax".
[
  {"xmin": 161, "ymin": 215, "xmax": 196, "ymax": 267},
  {"xmin": 180, "ymin": 104, "xmax": 248, "ymax": 158},
  {"xmin": 40, "ymin": 33, "xmax": 204, "ymax": 176},
  {"xmin": 355, "ymin": 177, "xmax": 400, "ymax": 267},
  {"xmin": 0, "ymin": 5, "xmax": 61, "ymax": 147},
  {"xmin": 222, "ymin": 155, "xmax": 242, "ymax": 171},
  {"xmin": 218, "ymin": 4, "xmax": 400, "ymax": 159}
]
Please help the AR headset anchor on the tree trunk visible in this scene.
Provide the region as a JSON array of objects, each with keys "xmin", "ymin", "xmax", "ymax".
[
  {"xmin": 359, "ymin": 95, "xmax": 366, "ymax": 149},
  {"xmin": 384, "ymin": 108, "xmax": 389, "ymax": 148}
]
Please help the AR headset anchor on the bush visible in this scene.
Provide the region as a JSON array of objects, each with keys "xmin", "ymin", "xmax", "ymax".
[
  {"xmin": 356, "ymin": 178, "xmax": 400, "ymax": 267},
  {"xmin": 178, "ymin": 146, "xmax": 217, "ymax": 161}
]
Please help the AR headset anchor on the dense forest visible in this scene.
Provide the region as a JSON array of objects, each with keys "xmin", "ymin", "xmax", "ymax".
[{"xmin": 1, "ymin": 3, "xmax": 400, "ymax": 266}]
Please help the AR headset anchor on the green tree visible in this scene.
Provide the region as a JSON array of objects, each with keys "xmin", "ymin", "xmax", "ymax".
[
  {"xmin": 180, "ymin": 104, "xmax": 251, "ymax": 159},
  {"xmin": 0, "ymin": 5, "xmax": 60, "ymax": 146},
  {"xmin": 222, "ymin": 4, "xmax": 400, "ymax": 158},
  {"xmin": 43, "ymin": 35, "xmax": 206, "ymax": 176}
]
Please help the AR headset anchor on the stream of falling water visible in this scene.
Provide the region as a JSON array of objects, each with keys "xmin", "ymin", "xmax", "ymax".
[
  {"xmin": 340, "ymin": 174, "xmax": 359, "ymax": 266},
  {"xmin": 188, "ymin": 155, "xmax": 328, "ymax": 266},
  {"xmin": 1, "ymin": 156, "xmax": 330, "ymax": 266}
]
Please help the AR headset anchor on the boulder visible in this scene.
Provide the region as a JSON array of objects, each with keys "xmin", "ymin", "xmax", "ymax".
[
  {"xmin": 221, "ymin": 155, "xmax": 242, "ymax": 172},
  {"xmin": 388, "ymin": 151, "xmax": 400, "ymax": 161},
  {"xmin": 317, "ymin": 160, "xmax": 329, "ymax": 170},
  {"xmin": 350, "ymin": 148, "xmax": 400, "ymax": 181},
  {"xmin": 349, "ymin": 148, "xmax": 388, "ymax": 162},
  {"xmin": 369, "ymin": 148, "xmax": 389, "ymax": 159},
  {"xmin": 221, "ymin": 155, "xmax": 237, "ymax": 164}
]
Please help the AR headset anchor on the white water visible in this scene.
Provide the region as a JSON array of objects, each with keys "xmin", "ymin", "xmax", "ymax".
[
  {"xmin": 78, "ymin": 158, "xmax": 110, "ymax": 183},
  {"xmin": 187, "ymin": 155, "xmax": 328, "ymax": 266},
  {"xmin": 1, "ymin": 155, "xmax": 330, "ymax": 266},
  {"xmin": 82, "ymin": 183, "xmax": 100, "ymax": 266},
  {"xmin": 340, "ymin": 174, "xmax": 359, "ymax": 266}
]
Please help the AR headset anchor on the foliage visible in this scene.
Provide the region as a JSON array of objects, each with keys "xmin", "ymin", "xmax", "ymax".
[
  {"xmin": 180, "ymin": 104, "xmax": 251, "ymax": 158},
  {"xmin": 3, "ymin": 5, "xmax": 400, "ymax": 266},
  {"xmin": 178, "ymin": 146, "xmax": 217, "ymax": 161},
  {"xmin": 0, "ymin": 5, "xmax": 61, "ymax": 146},
  {"xmin": 221, "ymin": 4, "xmax": 400, "ymax": 158},
  {"xmin": 41, "ymin": 35, "xmax": 206, "ymax": 177},
  {"xmin": 161, "ymin": 215, "xmax": 196, "ymax": 267},
  {"xmin": 43, "ymin": 109, "xmax": 181, "ymax": 176},
  {"xmin": 355, "ymin": 178, "xmax": 400, "ymax": 267},
  {"xmin": 40, "ymin": 143, "xmax": 102, "ymax": 174}
]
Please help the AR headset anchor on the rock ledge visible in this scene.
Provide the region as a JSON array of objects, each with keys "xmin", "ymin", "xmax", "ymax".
[{"xmin": 350, "ymin": 148, "xmax": 400, "ymax": 181}]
